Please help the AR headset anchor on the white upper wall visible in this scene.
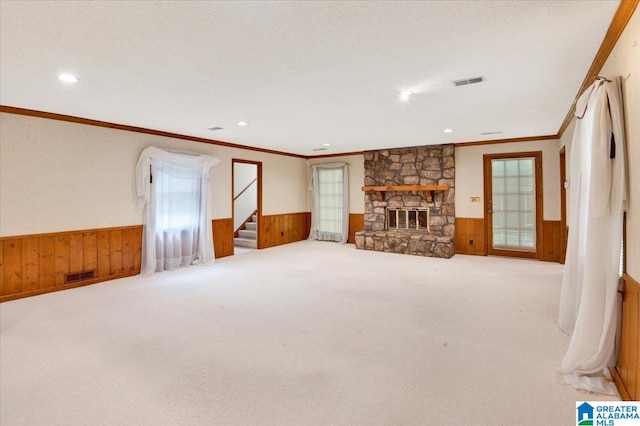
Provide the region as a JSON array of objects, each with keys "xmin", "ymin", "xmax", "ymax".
[
  {"xmin": 455, "ymin": 139, "xmax": 561, "ymax": 220},
  {"xmin": 0, "ymin": 113, "xmax": 308, "ymax": 236}
]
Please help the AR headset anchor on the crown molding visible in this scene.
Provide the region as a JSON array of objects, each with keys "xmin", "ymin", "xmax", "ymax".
[
  {"xmin": 0, "ymin": 105, "xmax": 307, "ymax": 159},
  {"xmin": 557, "ymin": 0, "xmax": 639, "ymax": 138}
]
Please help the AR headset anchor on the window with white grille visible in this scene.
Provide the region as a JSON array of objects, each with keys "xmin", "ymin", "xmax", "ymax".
[{"xmin": 491, "ymin": 157, "xmax": 536, "ymax": 252}]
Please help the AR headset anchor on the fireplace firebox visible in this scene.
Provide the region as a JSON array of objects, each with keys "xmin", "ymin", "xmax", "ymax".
[{"xmin": 386, "ymin": 207, "xmax": 430, "ymax": 232}]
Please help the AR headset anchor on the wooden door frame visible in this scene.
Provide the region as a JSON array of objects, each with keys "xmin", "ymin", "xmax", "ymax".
[
  {"xmin": 559, "ymin": 146, "xmax": 567, "ymax": 264},
  {"xmin": 483, "ymin": 151, "xmax": 543, "ymax": 259},
  {"xmin": 232, "ymin": 159, "xmax": 263, "ymax": 250}
]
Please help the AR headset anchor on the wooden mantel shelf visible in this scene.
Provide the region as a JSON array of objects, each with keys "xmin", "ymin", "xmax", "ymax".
[{"xmin": 361, "ymin": 185, "xmax": 449, "ymax": 202}]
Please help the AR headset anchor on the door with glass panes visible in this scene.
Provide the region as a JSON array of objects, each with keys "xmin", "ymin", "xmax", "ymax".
[{"xmin": 483, "ymin": 152, "xmax": 542, "ymax": 258}]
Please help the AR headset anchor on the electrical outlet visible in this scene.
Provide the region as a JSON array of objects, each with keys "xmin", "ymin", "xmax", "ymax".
[
  {"xmin": 280, "ymin": 231, "xmax": 284, "ymax": 237},
  {"xmin": 469, "ymin": 239, "xmax": 474, "ymax": 246}
]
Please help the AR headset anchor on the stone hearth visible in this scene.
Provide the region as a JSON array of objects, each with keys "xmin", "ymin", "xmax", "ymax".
[{"xmin": 355, "ymin": 145, "xmax": 455, "ymax": 258}]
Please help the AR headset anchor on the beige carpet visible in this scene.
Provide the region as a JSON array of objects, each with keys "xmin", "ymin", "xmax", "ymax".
[{"xmin": 0, "ymin": 241, "xmax": 618, "ymax": 425}]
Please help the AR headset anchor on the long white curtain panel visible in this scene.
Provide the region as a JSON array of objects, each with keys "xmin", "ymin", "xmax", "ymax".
[
  {"xmin": 559, "ymin": 77, "xmax": 628, "ymax": 394},
  {"xmin": 136, "ymin": 147, "xmax": 220, "ymax": 275},
  {"xmin": 309, "ymin": 163, "xmax": 349, "ymax": 243}
]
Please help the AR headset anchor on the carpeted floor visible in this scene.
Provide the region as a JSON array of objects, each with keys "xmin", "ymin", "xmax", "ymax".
[{"xmin": 0, "ymin": 241, "xmax": 618, "ymax": 425}]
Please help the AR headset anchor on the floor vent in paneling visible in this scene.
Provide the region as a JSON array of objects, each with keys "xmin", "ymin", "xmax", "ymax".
[{"xmin": 65, "ymin": 270, "xmax": 96, "ymax": 284}]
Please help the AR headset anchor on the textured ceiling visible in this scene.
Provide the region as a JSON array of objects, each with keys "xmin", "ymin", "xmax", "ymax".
[{"xmin": 0, "ymin": 1, "xmax": 619, "ymax": 155}]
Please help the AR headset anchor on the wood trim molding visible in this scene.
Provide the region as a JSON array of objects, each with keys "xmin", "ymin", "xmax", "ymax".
[
  {"xmin": 610, "ymin": 367, "xmax": 632, "ymax": 401},
  {"xmin": 307, "ymin": 150, "xmax": 365, "ymax": 159},
  {"xmin": 557, "ymin": 0, "xmax": 639, "ymax": 137},
  {"xmin": 0, "ymin": 105, "xmax": 307, "ymax": 159},
  {"xmin": 559, "ymin": 147, "xmax": 568, "ymax": 264},
  {"xmin": 612, "ymin": 273, "xmax": 640, "ymax": 400},
  {"xmin": 0, "ymin": 224, "xmax": 142, "ymax": 241},
  {"xmin": 483, "ymin": 151, "xmax": 544, "ymax": 259},
  {"xmin": 0, "ymin": 106, "xmax": 561, "ymax": 159},
  {"xmin": 454, "ymin": 134, "xmax": 557, "ymax": 148},
  {"xmin": 232, "ymin": 159, "xmax": 263, "ymax": 248}
]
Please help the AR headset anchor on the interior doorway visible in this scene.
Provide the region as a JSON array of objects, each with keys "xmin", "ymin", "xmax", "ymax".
[
  {"xmin": 559, "ymin": 146, "xmax": 567, "ymax": 264},
  {"xmin": 232, "ymin": 159, "xmax": 262, "ymax": 252},
  {"xmin": 483, "ymin": 151, "xmax": 543, "ymax": 259}
]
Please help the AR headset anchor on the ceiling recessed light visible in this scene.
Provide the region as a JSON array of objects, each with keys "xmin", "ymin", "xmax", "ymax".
[
  {"xmin": 323, "ymin": 143, "xmax": 331, "ymax": 146},
  {"xmin": 58, "ymin": 73, "xmax": 78, "ymax": 83},
  {"xmin": 399, "ymin": 90, "xmax": 413, "ymax": 102},
  {"xmin": 443, "ymin": 128, "xmax": 454, "ymax": 133},
  {"xmin": 237, "ymin": 121, "xmax": 249, "ymax": 126}
]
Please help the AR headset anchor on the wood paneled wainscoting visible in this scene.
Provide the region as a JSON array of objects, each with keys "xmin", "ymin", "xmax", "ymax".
[
  {"xmin": 259, "ymin": 212, "xmax": 311, "ymax": 249},
  {"xmin": 611, "ymin": 273, "xmax": 640, "ymax": 400},
  {"xmin": 0, "ymin": 226, "xmax": 143, "ymax": 302},
  {"xmin": 455, "ymin": 217, "xmax": 562, "ymax": 262},
  {"xmin": 348, "ymin": 213, "xmax": 365, "ymax": 244},
  {"xmin": 212, "ymin": 218, "xmax": 234, "ymax": 258},
  {"xmin": 1, "ymin": 219, "xmax": 235, "ymax": 302},
  {"xmin": 454, "ymin": 218, "xmax": 486, "ymax": 256},
  {"xmin": 540, "ymin": 221, "xmax": 562, "ymax": 262}
]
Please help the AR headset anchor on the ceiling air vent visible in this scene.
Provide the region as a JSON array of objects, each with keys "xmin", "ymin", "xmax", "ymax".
[
  {"xmin": 452, "ymin": 76, "xmax": 485, "ymax": 87},
  {"xmin": 481, "ymin": 131, "xmax": 503, "ymax": 136},
  {"xmin": 312, "ymin": 148, "xmax": 328, "ymax": 152},
  {"xmin": 207, "ymin": 127, "xmax": 224, "ymax": 132}
]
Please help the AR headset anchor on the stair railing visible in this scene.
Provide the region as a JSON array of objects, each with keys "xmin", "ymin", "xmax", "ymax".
[{"xmin": 234, "ymin": 178, "xmax": 257, "ymax": 201}]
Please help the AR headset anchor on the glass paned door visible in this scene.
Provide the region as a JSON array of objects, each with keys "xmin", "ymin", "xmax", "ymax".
[
  {"xmin": 491, "ymin": 158, "xmax": 536, "ymax": 251},
  {"xmin": 483, "ymin": 151, "xmax": 543, "ymax": 259}
]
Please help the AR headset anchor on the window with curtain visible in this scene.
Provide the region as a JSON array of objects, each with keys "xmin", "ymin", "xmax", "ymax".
[
  {"xmin": 136, "ymin": 147, "xmax": 219, "ymax": 275},
  {"xmin": 309, "ymin": 163, "xmax": 349, "ymax": 243},
  {"xmin": 152, "ymin": 161, "xmax": 203, "ymax": 271}
]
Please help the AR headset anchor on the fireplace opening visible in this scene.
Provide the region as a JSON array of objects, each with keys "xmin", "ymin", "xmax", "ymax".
[{"xmin": 386, "ymin": 208, "xmax": 430, "ymax": 232}]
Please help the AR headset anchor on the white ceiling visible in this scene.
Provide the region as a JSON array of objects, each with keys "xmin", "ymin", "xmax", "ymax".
[{"xmin": 0, "ymin": 1, "xmax": 619, "ymax": 156}]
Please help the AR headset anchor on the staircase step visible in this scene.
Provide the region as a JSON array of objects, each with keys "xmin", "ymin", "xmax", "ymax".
[
  {"xmin": 245, "ymin": 222, "xmax": 257, "ymax": 231},
  {"xmin": 234, "ymin": 237, "xmax": 257, "ymax": 249},
  {"xmin": 238, "ymin": 229, "xmax": 257, "ymax": 239},
  {"xmin": 251, "ymin": 214, "xmax": 257, "ymax": 222}
]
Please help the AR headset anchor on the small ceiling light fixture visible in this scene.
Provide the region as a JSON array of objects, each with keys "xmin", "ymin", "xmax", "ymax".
[
  {"xmin": 58, "ymin": 73, "xmax": 78, "ymax": 83},
  {"xmin": 323, "ymin": 143, "xmax": 331, "ymax": 146},
  {"xmin": 399, "ymin": 90, "xmax": 414, "ymax": 102},
  {"xmin": 237, "ymin": 121, "xmax": 249, "ymax": 126},
  {"xmin": 443, "ymin": 128, "xmax": 454, "ymax": 133}
]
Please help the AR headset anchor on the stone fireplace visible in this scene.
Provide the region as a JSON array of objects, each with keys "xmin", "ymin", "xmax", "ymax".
[{"xmin": 355, "ymin": 145, "xmax": 455, "ymax": 258}]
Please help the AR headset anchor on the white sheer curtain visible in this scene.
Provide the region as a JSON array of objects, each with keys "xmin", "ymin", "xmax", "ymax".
[
  {"xmin": 559, "ymin": 77, "xmax": 628, "ymax": 394},
  {"xmin": 309, "ymin": 163, "xmax": 349, "ymax": 243},
  {"xmin": 136, "ymin": 147, "xmax": 220, "ymax": 276}
]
